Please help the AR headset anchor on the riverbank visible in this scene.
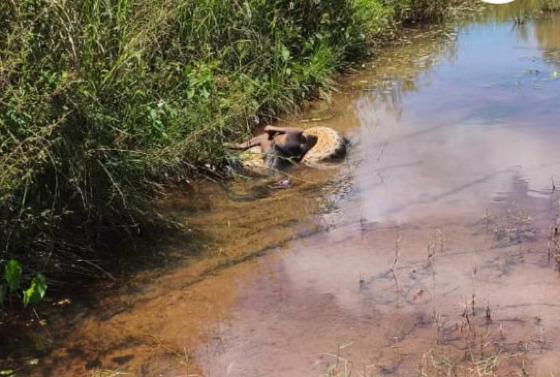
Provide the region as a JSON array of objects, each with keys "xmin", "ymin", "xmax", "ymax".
[{"xmin": 0, "ymin": 0, "xmax": 466, "ymax": 291}]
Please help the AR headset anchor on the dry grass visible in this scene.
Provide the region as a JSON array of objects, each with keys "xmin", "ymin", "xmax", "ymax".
[{"xmin": 419, "ymin": 346, "xmax": 502, "ymax": 377}]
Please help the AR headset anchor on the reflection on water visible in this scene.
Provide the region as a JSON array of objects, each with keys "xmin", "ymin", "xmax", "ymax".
[
  {"xmin": 535, "ymin": 15, "xmax": 560, "ymax": 66},
  {"xmin": 198, "ymin": 2, "xmax": 560, "ymax": 377},
  {"xmin": 7, "ymin": 0, "xmax": 560, "ymax": 376}
]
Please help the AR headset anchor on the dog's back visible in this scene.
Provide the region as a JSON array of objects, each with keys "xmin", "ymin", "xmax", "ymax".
[{"xmin": 301, "ymin": 127, "xmax": 347, "ymax": 165}]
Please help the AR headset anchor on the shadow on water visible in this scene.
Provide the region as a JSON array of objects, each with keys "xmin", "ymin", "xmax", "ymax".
[{"xmin": 5, "ymin": 0, "xmax": 560, "ymax": 376}]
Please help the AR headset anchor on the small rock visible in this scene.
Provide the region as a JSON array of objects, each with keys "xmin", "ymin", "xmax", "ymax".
[{"xmin": 269, "ymin": 178, "xmax": 292, "ymax": 190}]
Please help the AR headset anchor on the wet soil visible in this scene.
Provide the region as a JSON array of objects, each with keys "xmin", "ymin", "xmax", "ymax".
[{"xmin": 4, "ymin": 1, "xmax": 560, "ymax": 376}]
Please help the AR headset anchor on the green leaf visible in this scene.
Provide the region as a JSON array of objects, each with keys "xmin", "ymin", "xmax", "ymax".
[
  {"xmin": 0, "ymin": 369, "xmax": 14, "ymax": 376},
  {"xmin": 281, "ymin": 44, "xmax": 290, "ymax": 62},
  {"xmin": 200, "ymin": 88, "xmax": 210, "ymax": 99},
  {"xmin": 23, "ymin": 274, "xmax": 47, "ymax": 307},
  {"xmin": 4, "ymin": 260, "xmax": 22, "ymax": 293}
]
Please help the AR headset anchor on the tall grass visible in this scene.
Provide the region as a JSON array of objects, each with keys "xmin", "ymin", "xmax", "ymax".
[
  {"xmin": 541, "ymin": 0, "xmax": 560, "ymax": 12},
  {"xmin": 0, "ymin": 0, "xmax": 452, "ymax": 279}
]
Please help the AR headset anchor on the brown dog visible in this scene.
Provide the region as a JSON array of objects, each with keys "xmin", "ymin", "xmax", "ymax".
[{"xmin": 226, "ymin": 126, "xmax": 318, "ymax": 167}]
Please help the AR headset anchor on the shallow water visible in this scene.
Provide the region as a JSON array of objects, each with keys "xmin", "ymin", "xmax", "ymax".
[
  {"xmin": 6, "ymin": 1, "xmax": 560, "ymax": 376},
  {"xmin": 195, "ymin": 4, "xmax": 560, "ymax": 376}
]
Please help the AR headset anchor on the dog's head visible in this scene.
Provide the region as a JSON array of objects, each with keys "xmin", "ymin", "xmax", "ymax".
[{"xmin": 274, "ymin": 132, "xmax": 317, "ymax": 160}]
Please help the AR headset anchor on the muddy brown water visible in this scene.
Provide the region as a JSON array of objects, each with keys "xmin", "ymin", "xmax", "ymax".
[{"xmin": 5, "ymin": 1, "xmax": 560, "ymax": 376}]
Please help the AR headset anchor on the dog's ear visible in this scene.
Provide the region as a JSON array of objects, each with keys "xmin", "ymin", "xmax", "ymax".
[{"xmin": 305, "ymin": 134, "xmax": 318, "ymax": 147}]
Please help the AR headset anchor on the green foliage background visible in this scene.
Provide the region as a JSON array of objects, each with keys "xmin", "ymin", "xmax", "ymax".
[{"xmin": 0, "ymin": 0, "xmax": 450, "ymax": 277}]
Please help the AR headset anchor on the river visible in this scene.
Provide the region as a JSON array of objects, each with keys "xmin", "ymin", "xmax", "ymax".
[{"xmin": 5, "ymin": 1, "xmax": 560, "ymax": 376}]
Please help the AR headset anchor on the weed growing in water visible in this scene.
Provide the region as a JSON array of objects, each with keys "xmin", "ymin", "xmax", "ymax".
[{"xmin": 513, "ymin": 9, "xmax": 529, "ymax": 25}]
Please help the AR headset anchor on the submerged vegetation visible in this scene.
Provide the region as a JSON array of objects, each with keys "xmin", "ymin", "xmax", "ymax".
[{"xmin": 0, "ymin": 0, "xmax": 455, "ymax": 287}]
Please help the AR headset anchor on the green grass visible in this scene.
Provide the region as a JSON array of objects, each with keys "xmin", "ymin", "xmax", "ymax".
[{"xmin": 0, "ymin": 0, "xmax": 453, "ymax": 282}]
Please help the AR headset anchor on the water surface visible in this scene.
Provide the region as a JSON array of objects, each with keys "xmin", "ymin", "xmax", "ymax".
[{"xmin": 198, "ymin": 3, "xmax": 560, "ymax": 376}]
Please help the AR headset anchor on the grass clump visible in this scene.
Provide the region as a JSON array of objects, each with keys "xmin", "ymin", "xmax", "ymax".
[
  {"xmin": 0, "ymin": 0, "xmax": 454, "ymax": 281},
  {"xmin": 541, "ymin": 0, "xmax": 560, "ymax": 12},
  {"xmin": 391, "ymin": 0, "xmax": 452, "ymax": 23}
]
